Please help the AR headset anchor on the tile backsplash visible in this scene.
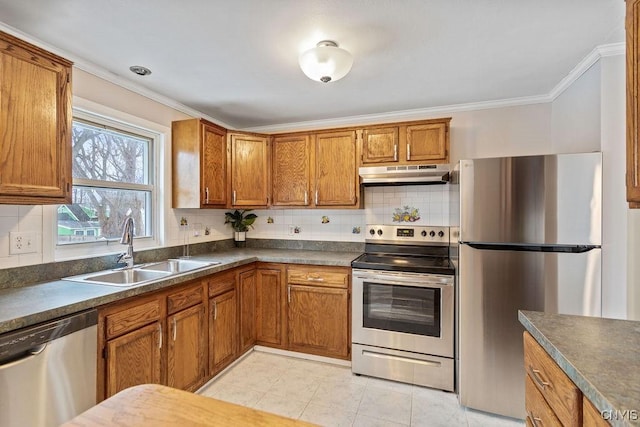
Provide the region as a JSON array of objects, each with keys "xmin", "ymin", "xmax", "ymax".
[
  {"xmin": 247, "ymin": 184, "xmax": 451, "ymax": 242},
  {"xmin": 364, "ymin": 185, "xmax": 450, "ymax": 226}
]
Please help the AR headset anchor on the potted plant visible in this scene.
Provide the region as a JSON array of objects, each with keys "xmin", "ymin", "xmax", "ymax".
[{"xmin": 224, "ymin": 209, "xmax": 257, "ymax": 247}]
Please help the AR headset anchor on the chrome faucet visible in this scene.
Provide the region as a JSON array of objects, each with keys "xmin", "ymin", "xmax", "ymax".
[{"xmin": 117, "ymin": 217, "xmax": 135, "ymax": 268}]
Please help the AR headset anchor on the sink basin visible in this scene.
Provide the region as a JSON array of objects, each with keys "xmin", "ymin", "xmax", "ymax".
[
  {"xmin": 64, "ymin": 258, "xmax": 219, "ymax": 287},
  {"xmin": 139, "ymin": 259, "xmax": 220, "ymax": 273},
  {"xmin": 67, "ymin": 269, "xmax": 172, "ymax": 287}
]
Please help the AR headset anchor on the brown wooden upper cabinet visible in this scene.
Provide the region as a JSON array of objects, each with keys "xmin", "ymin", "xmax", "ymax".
[
  {"xmin": 0, "ymin": 31, "xmax": 72, "ymax": 204},
  {"xmin": 360, "ymin": 119, "xmax": 450, "ymax": 167},
  {"xmin": 271, "ymin": 130, "xmax": 360, "ymax": 208},
  {"xmin": 627, "ymin": 0, "xmax": 640, "ymax": 208},
  {"xmin": 361, "ymin": 126, "xmax": 399, "ymax": 164},
  {"xmin": 172, "ymin": 118, "xmax": 227, "ymax": 208},
  {"xmin": 228, "ymin": 132, "xmax": 270, "ymax": 207},
  {"xmin": 314, "ymin": 130, "xmax": 360, "ymax": 208},
  {"xmin": 271, "ymin": 134, "xmax": 313, "ymax": 207}
]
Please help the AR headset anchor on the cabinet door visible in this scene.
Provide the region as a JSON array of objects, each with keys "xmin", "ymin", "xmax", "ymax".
[
  {"xmin": 272, "ymin": 135, "xmax": 312, "ymax": 206},
  {"xmin": 288, "ymin": 284, "xmax": 349, "ymax": 358},
  {"xmin": 238, "ymin": 270, "xmax": 256, "ymax": 353},
  {"xmin": 628, "ymin": 0, "xmax": 640, "ymax": 207},
  {"xmin": 201, "ymin": 124, "xmax": 227, "ymax": 206},
  {"xmin": 209, "ymin": 290, "xmax": 237, "ymax": 374},
  {"xmin": 362, "ymin": 127, "xmax": 399, "ymax": 164},
  {"xmin": 256, "ymin": 268, "xmax": 284, "ymax": 346},
  {"xmin": 0, "ymin": 31, "xmax": 72, "ymax": 204},
  {"xmin": 167, "ymin": 304, "xmax": 207, "ymax": 392},
  {"xmin": 314, "ymin": 130, "xmax": 358, "ymax": 207},
  {"xmin": 105, "ymin": 321, "xmax": 162, "ymax": 399},
  {"xmin": 230, "ymin": 133, "xmax": 269, "ymax": 206},
  {"xmin": 406, "ymin": 123, "xmax": 448, "ymax": 162}
]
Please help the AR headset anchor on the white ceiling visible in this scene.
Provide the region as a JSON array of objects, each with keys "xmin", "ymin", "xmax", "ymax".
[{"xmin": 0, "ymin": 0, "xmax": 626, "ymax": 130}]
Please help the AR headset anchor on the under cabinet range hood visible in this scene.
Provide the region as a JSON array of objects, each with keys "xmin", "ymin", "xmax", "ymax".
[{"xmin": 359, "ymin": 164, "xmax": 450, "ymax": 186}]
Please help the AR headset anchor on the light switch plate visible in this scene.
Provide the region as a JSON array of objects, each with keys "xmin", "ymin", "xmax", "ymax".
[{"xmin": 9, "ymin": 231, "xmax": 37, "ymax": 255}]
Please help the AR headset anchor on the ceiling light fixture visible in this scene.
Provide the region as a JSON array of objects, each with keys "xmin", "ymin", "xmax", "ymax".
[
  {"xmin": 299, "ymin": 40, "xmax": 353, "ymax": 83},
  {"xmin": 129, "ymin": 65, "xmax": 152, "ymax": 76}
]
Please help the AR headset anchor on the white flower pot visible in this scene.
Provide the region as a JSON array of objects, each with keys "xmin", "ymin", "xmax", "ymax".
[{"xmin": 234, "ymin": 231, "xmax": 247, "ymax": 247}]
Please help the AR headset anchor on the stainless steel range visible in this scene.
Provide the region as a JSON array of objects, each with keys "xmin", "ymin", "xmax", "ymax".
[{"xmin": 351, "ymin": 225, "xmax": 455, "ymax": 392}]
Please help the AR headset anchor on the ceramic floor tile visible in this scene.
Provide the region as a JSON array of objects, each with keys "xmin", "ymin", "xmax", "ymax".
[
  {"xmin": 465, "ymin": 408, "xmax": 526, "ymax": 427},
  {"xmin": 412, "ymin": 388, "xmax": 467, "ymax": 427},
  {"xmin": 311, "ymin": 380, "xmax": 366, "ymax": 413},
  {"xmin": 266, "ymin": 372, "xmax": 323, "ymax": 401},
  {"xmin": 198, "ymin": 350, "xmax": 527, "ymax": 427},
  {"xmin": 358, "ymin": 385, "xmax": 412, "ymax": 425},
  {"xmin": 366, "ymin": 376, "xmax": 415, "ymax": 395},
  {"xmin": 352, "ymin": 414, "xmax": 409, "ymax": 427},
  {"xmin": 202, "ymin": 383, "xmax": 265, "ymax": 407},
  {"xmin": 252, "ymin": 392, "xmax": 309, "ymax": 419},
  {"xmin": 299, "ymin": 401, "xmax": 357, "ymax": 427}
]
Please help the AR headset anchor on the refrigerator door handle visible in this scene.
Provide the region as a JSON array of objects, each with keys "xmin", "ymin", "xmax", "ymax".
[{"xmin": 463, "ymin": 242, "xmax": 600, "ymax": 253}]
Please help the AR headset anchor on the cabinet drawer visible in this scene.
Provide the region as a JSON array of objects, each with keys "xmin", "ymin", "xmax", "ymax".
[
  {"xmin": 105, "ymin": 297, "xmax": 162, "ymax": 339},
  {"xmin": 167, "ymin": 282, "xmax": 204, "ymax": 315},
  {"xmin": 583, "ymin": 396, "xmax": 610, "ymax": 427},
  {"xmin": 525, "ymin": 373, "xmax": 562, "ymax": 427},
  {"xmin": 208, "ymin": 270, "xmax": 236, "ymax": 296},
  {"xmin": 287, "ymin": 266, "xmax": 349, "ymax": 288},
  {"xmin": 524, "ymin": 332, "xmax": 581, "ymax": 427}
]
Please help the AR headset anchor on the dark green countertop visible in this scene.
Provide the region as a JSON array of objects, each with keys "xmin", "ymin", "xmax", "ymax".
[
  {"xmin": 0, "ymin": 248, "xmax": 361, "ymax": 335},
  {"xmin": 519, "ymin": 310, "xmax": 640, "ymax": 427}
]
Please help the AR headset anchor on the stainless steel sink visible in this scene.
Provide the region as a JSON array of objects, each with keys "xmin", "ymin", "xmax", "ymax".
[
  {"xmin": 64, "ymin": 259, "xmax": 219, "ymax": 287},
  {"xmin": 139, "ymin": 259, "xmax": 219, "ymax": 273}
]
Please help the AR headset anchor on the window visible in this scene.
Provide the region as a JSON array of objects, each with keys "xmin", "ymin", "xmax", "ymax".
[{"xmin": 57, "ymin": 116, "xmax": 155, "ymax": 245}]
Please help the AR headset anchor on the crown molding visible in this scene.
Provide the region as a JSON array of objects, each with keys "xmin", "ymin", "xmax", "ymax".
[
  {"xmin": 0, "ymin": 20, "xmax": 625, "ymax": 133},
  {"xmin": 0, "ymin": 21, "xmax": 233, "ymax": 130},
  {"xmin": 245, "ymin": 42, "xmax": 625, "ymax": 134}
]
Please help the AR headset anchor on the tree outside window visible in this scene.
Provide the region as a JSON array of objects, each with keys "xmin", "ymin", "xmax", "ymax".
[{"xmin": 57, "ymin": 119, "xmax": 154, "ymax": 244}]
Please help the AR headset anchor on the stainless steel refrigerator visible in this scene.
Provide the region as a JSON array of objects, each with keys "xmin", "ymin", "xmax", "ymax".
[{"xmin": 456, "ymin": 152, "xmax": 602, "ymax": 419}]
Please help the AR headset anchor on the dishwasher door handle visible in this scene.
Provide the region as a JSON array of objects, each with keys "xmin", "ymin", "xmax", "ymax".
[{"xmin": 0, "ymin": 344, "xmax": 47, "ymax": 370}]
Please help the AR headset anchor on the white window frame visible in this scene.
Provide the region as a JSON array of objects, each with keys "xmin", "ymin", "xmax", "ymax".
[{"xmin": 48, "ymin": 102, "xmax": 165, "ymax": 261}]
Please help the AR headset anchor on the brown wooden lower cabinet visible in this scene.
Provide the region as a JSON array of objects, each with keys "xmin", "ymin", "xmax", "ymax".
[
  {"xmin": 286, "ymin": 265, "xmax": 350, "ymax": 359},
  {"xmin": 167, "ymin": 303, "xmax": 207, "ymax": 391},
  {"xmin": 256, "ymin": 264, "xmax": 286, "ymax": 347},
  {"xmin": 97, "ymin": 262, "xmax": 352, "ymax": 401},
  {"xmin": 105, "ymin": 321, "xmax": 163, "ymax": 399},
  {"xmin": 209, "ymin": 289, "xmax": 237, "ymax": 374},
  {"xmin": 523, "ymin": 331, "xmax": 610, "ymax": 426},
  {"xmin": 238, "ymin": 268, "xmax": 257, "ymax": 353}
]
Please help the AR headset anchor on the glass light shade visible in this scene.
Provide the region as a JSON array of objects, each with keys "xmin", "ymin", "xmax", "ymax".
[{"xmin": 299, "ymin": 41, "xmax": 353, "ymax": 83}]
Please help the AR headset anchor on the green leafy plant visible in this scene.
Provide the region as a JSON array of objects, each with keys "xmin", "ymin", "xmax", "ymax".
[{"xmin": 224, "ymin": 209, "xmax": 258, "ymax": 232}]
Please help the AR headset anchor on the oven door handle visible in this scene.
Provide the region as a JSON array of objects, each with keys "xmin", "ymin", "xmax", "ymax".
[{"xmin": 353, "ymin": 273, "xmax": 453, "ymax": 288}]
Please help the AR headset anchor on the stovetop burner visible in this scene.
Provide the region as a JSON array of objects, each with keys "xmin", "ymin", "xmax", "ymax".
[{"xmin": 351, "ymin": 224, "xmax": 455, "ymax": 275}]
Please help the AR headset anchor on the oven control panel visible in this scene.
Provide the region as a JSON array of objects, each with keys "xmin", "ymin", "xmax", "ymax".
[{"xmin": 366, "ymin": 225, "xmax": 450, "ymax": 245}]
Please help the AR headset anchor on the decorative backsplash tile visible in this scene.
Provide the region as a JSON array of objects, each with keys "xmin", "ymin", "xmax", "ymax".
[{"xmin": 392, "ymin": 206, "xmax": 420, "ymax": 223}]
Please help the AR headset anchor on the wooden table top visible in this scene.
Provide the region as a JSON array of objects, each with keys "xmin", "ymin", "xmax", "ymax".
[{"xmin": 62, "ymin": 384, "xmax": 317, "ymax": 427}]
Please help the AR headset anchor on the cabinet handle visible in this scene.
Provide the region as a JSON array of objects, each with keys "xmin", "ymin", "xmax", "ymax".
[
  {"xmin": 213, "ymin": 301, "xmax": 217, "ymax": 320},
  {"xmin": 393, "ymin": 144, "xmax": 398, "ymax": 161},
  {"xmin": 306, "ymin": 276, "xmax": 324, "ymax": 282},
  {"xmin": 205, "ymin": 187, "xmax": 209, "ymax": 204},
  {"xmin": 172, "ymin": 318, "xmax": 177, "ymax": 341},
  {"xmin": 315, "ymin": 190, "xmax": 319, "ymax": 205},
  {"xmin": 287, "ymin": 285, "xmax": 291, "ymax": 303},
  {"xmin": 158, "ymin": 323, "xmax": 162, "ymax": 349},
  {"xmin": 529, "ymin": 367, "xmax": 550, "ymax": 390},
  {"xmin": 304, "ymin": 191, "xmax": 308, "ymax": 206},
  {"xmin": 407, "ymin": 143, "xmax": 411, "ymax": 160},
  {"xmin": 233, "ymin": 190, "xmax": 237, "ymax": 205},
  {"xmin": 528, "ymin": 412, "xmax": 543, "ymax": 427}
]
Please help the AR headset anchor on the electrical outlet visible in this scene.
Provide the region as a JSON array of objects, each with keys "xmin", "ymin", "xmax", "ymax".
[{"xmin": 9, "ymin": 231, "xmax": 37, "ymax": 255}]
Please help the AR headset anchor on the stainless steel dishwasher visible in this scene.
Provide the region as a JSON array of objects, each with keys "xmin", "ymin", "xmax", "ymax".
[{"xmin": 0, "ymin": 309, "xmax": 98, "ymax": 427}]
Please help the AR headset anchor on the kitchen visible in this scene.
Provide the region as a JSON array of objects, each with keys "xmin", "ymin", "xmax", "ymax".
[{"xmin": 0, "ymin": 1, "xmax": 638, "ymax": 426}]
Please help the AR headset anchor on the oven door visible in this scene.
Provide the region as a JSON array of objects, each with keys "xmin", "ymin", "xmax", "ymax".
[{"xmin": 352, "ymin": 269, "xmax": 454, "ymax": 358}]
